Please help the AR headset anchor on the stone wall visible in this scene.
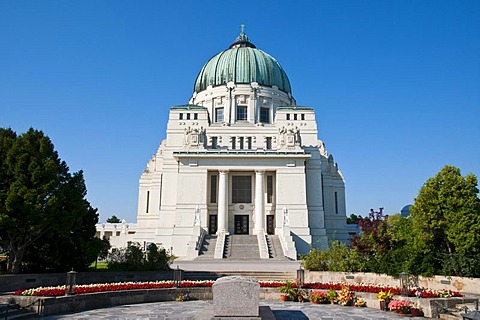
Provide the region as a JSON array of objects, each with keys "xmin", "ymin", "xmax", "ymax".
[
  {"xmin": 2, "ymin": 287, "xmax": 476, "ymax": 318},
  {"xmin": 304, "ymin": 271, "xmax": 480, "ymax": 295},
  {"xmin": 0, "ymin": 271, "xmax": 173, "ymax": 293},
  {"xmin": 2, "ymin": 270, "xmax": 478, "ymax": 295},
  {"xmin": 0, "ymin": 287, "xmax": 212, "ymax": 317}
]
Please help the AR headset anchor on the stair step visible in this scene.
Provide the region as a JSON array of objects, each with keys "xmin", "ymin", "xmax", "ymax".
[
  {"xmin": 225, "ymin": 235, "xmax": 260, "ymax": 260},
  {"xmin": 196, "ymin": 235, "xmax": 217, "ymax": 260},
  {"xmin": 0, "ymin": 304, "xmax": 37, "ymax": 319},
  {"xmin": 195, "ymin": 234, "xmax": 289, "ymax": 261},
  {"xmin": 183, "ymin": 271, "xmax": 296, "ymax": 282}
]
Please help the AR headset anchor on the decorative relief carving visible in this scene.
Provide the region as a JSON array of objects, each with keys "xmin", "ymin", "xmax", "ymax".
[
  {"xmin": 317, "ymin": 140, "xmax": 327, "ymax": 156},
  {"xmin": 184, "ymin": 126, "xmax": 206, "ymax": 149},
  {"xmin": 278, "ymin": 126, "xmax": 302, "ymax": 150}
]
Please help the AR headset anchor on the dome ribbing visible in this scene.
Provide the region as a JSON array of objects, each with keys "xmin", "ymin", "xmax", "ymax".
[{"xmin": 193, "ymin": 31, "xmax": 292, "ymax": 94}]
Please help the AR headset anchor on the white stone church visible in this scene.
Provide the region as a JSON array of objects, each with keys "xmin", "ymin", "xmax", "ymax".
[{"xmin": 98, "ymin": 29, "xmax": 349, "ymax": 260}]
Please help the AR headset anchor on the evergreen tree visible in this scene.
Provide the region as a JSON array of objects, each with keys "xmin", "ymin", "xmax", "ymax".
[
  {"xmin": 106, "ymin": 215, "xmax": 121, "ymax": 223},
  {"xmin": 0, "ymin": 128, "xmax": 99, "ymax": 273}
]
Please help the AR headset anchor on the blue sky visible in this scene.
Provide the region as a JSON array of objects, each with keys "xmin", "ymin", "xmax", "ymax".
[{"xmin": 1, "ymin": 1, "xmax": 479, "ymax": 223}]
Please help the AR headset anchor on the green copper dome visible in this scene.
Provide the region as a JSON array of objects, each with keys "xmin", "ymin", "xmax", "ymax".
[{"xmin": 194, "ymin": 30, "xmax": 292, "ymax": 94}]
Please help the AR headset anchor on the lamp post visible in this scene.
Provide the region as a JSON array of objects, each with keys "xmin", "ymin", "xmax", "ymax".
[
  {"xmin": 399, "ymin": 272, "xmax": 409, "ymax": 296},
  {"xmin": 173, "ymin": 266, "xmax": 183, "ymax": 288},
  {"xmin": 297, "ymin": 267, "xmax": 305, "ymax": 287},
  {"xmin": 66, "ymin": 270, "xmax": 77, "ymax": 295}
]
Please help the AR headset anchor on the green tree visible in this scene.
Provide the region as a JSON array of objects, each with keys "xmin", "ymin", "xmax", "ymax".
[
  {"xmin": 346, "ymin": 213, "xmax": 359, "ymax": 224},
  {"xmin": 303, "ymin": 241, "xmax": 366, "ymax": 272},
  {"xmin": 350, "ymin": 208, "xmax": 395, "ymax": 272},
  {"xmin": 106, "ymin": 215, "xmax": 121, "ymax": 223},
  {"xmin": 145, "ymin": 243, "xmax": 170, "ymax": 271},
  {"xmin": 0, "ymin": 128, "xmax": 99, "ymax": 273},
  {"xmin": 97, "ymin": 236, "xmax": 111, "ymax": 260},
  {"xmin": 107, "ymin": 242, "xmax": 171, "ymax": 271},
  {"xmin": 410, "ymin": 165, "xmax": 480, "ymax": 276}
]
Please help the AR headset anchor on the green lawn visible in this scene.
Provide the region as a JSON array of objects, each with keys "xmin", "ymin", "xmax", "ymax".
[{"xmin": 88, "ymin": 261, "xmax": 108, "ymax": 270}]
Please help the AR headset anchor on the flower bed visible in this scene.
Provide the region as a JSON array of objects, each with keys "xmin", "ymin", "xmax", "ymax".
[
  {"xmin": 388, "ymin": 299, "xmax": 413, "ymax": 314},
  {"xmin": 12, "ymin": 280, "xmax": 463, "ymax": 298}
]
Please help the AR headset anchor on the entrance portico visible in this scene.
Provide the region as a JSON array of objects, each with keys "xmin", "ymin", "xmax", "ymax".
[{"xmin": 212, "ymin": 169, "xmax": 269, "ymax": 236}]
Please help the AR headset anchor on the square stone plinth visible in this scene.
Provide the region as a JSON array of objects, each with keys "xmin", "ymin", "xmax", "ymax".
[{"xmin": 213, "ymin": 276, "xmax": 260, "ymax": 317}]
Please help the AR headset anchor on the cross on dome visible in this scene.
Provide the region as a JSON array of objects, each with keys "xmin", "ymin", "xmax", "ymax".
[{"xmin": 231, "ymin": 24, "xmax": 255, "ymax": 49}]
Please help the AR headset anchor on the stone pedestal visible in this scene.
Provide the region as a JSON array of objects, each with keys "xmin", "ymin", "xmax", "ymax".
[
  {"xmin": 213, "ymin": 276, "xmax": 259, "ymax": 318},
  {"xmin": 196, "ymin": 276, "xmax": 275, "ymax": 319}
]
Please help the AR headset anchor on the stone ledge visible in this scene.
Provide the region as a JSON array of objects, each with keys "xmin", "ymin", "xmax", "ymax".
[{"xmin": 1, "ymin": 288, "xmax": 476, "ymax": 318}]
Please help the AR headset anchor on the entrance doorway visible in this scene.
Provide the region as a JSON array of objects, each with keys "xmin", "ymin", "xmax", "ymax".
[
  {"xmin": 234, "ymin": 215, "xmax": 249, "ymax": 234},
  {"xmin": 266, "ymin": 215, "xmax": 275, "ymax": 235},
  {"xmin": 208, "ymin": 215, "xmax": 217, "ymax": 234}
]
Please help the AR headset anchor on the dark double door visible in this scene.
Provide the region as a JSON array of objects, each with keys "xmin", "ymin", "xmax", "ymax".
[
  {"xmin": 234, "ymin": 215, "xmax": 249, "ymax": 234},
  {"xmin": 208, "ymin": 215, "xmax": 217, "ymax": 234},
  {"xmin": 266, "ymin": 215, "xmax": 275, "ymax": 235},
  {"xmin": 210, "ymin": 214, "xmax": 274, "ymax": 235}
]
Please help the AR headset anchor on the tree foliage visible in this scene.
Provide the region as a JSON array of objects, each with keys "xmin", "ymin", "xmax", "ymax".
[
  {"xmin": 107, "ymin": 242, "xmax": 171, "ymax": 271},
  {"xmin": 0, "ymin": 128, "xmax": 99, "ymax": 273},
  {"xmin": 303, "ymin": 241, "xmax": 366, "ymax": 272},
  {"xmin": 346, "ymin": 213, "xmax": 359, "ymax": 224},
  {"xmin": 410, "ymin": 165, "xmax": 480, "ymax": 276},
  {"xmin": 303, "ymin": 165, "xmax": 480, "ymax": 277},
  {"xmin": 106, "ymin": 215, "xmax": 121, "ymax": 223},
  {"xmin": 350, "ymin": 208, "xmax": 393, "ymax": 256}
]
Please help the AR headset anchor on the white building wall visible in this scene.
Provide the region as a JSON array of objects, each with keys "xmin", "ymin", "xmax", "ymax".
[{"xmin": 99, "ymin": 75, "xmax": 349, "ymax": 259}]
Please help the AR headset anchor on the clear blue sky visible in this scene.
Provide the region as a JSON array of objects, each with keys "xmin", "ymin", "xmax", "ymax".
[{"xmin": 1, "ymin": 1, "xmax": 479, "ymax": 223}]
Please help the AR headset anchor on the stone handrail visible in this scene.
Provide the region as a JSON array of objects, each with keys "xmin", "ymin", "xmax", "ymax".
[
  {"xmin": 214, "ymin": 232, "xmax": 226, "ymax": 259},
  {"xmin": 257, "ymin": 233, "xmax": 269, "ymax": 259}
]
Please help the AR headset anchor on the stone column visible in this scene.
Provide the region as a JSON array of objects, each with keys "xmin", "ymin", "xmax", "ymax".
[
  {"xmin": 217, "ymin": 170, "xmax": 229, "ymax": 234},
  {"xmin": 254, "ymin": 170, "xmax": 265, "ymax": 234}
]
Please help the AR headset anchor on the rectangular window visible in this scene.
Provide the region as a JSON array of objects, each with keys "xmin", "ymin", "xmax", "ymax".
[
  {"xmin": 260, "ymin": 107, "xmax": 270, "ymax": 123},
  {"xmin": 266, "ymin": 137, "xmax": 272, "ymax": 150},
  {"xmin": 286, "ymin": 114, "xmax": 290, "ymax": 120},
  {"xmin": 294, "ymin": 114, "xmax": 298, "ymax": 120},
  {"xmin": 301, "ymin": 114, "xmax": 305, "ymax": 120},
  {"xmin": 247, "ymin": 137, "xmax": 252, "ymax": 149},
  {"xmin": 236, "ymin": 105, "xmax": 247, "ymax": 121},
  {"xmin": 179, "ymin": 113, "xmax": 183, "ymax": 120},
  {"xmin": 194, "ymin": 113, "xmax": 198, "ymax": 120},
  {"xmin": 231, "ymin": 137, "xmax": 236, "ymax": 150},
  {"xmin": 146, "ymin": 191, "xmax": 150, "ymax": 213},
  {"xmin": 267, "ymin": 175, "xmax": 273, "ymax": 204},
  {"xmin": 212, "ymin": 136, "xmax": 218, "ymax": 149},
  {"xmin": 210, "ymin": 175, "xmax": 217, "ymax": 203},
  {"xmin": 187, "ymin": 113, "xmax": 191, "ymax": 120},
  {"xmin": 232, "ymin": 176, "xmax": 252, "ymax": 203},
  {"xmin": 239, "ymin": 137, "xmax": 244, "ymax": 149},
  {"xmin": 215, "ymin": 108, "xmax": 224, "ymax": 122},
  {"xmin": 335, "ymin": 191, "xmax": 338, "ymax": 214}
]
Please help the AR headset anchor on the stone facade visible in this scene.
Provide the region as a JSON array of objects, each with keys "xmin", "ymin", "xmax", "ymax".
[
  {"xmin": 95, "ymin": 221, "xmax": 137, "ymax": 250},
  {"xmin": 127, "ymin": 30, "xmax": 349, "ymax": 259}
]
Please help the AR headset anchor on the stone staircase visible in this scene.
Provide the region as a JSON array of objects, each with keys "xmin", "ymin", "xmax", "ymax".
[
  {"xmin": 195, "ymin": 234, "xmax": 289, "ymax": 261},
  {"xmin": 438, "ymin": 299, "xmax": 480, "ymax": 320},
  {"xmin": 0, "ymin": 303, "xmax": 37, "ymax": 319},
  {"xmin": 266, "ymin": 235, "xmax": 289, "ymax": 260},
  {"xmin": 224, "ymin": 235, "xmax": 260, "ymax": 260},
  {"xmin": 188, "ymin": 233, "xmax": 296, "ymax": 282},
  {"xmin": 183, "ymin": 271, "xmax": 295, "ymax": 282},
  {"xmin": 196, "ymin": 234, "xmax": 217, "ymax": 260}
]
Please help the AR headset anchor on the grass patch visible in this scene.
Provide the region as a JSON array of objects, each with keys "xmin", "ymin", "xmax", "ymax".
[{"xmin": 88, "ymin": 261, "xmax": 108, "ymax": 271}]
